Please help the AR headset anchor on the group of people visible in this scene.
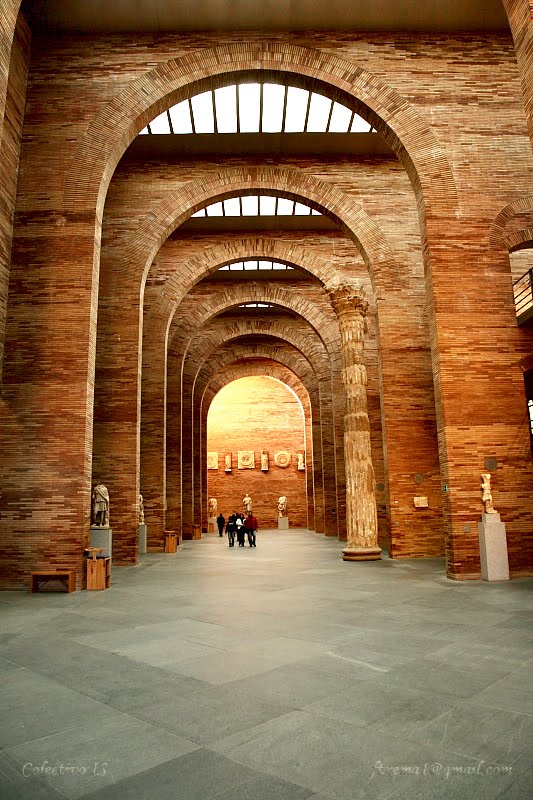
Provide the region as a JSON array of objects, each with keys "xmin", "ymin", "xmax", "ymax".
[{"xmin": 216, "ymin": 511, "xmax": 258, "ymax": 547}]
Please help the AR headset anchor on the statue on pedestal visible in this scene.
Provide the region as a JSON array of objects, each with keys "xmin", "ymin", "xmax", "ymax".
[
  {"xmin": 243, "ymin": 492, "xmax": 252, "ymax": 514},
  {"xmin": 92, "ymin": 484, "xmax": 110, "ymax": 527},
  {"xmin": 481, "ymin": 473, "xmax": 497, "ymax": 514},
  {"xmin": 261, "ymin": 451, "xmax": 269, "ymax": 471},
  {"xmin": 297, "ymin": 453, "xmax": 305, "ymax": 470},
  {"xmin": 138, "ymin": 494, "xmax": 145, "ymax": 525},
  {"xmin": 278, "ymin": 496, "xmax": 288, "ymax": 517},
  {"xmin": 208, "ymin": 497, "xmax": 218, "ymax": 517}
]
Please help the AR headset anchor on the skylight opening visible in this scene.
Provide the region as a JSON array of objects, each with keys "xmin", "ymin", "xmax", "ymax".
[
  {"xmin": 149, "ymin": 111, "xmax": 171, "ymax": 134},
  {"xmin": 214, "ymin": 85, "xmax": 237, "ymax": 133},
  {"xmin": 239, "ymin": 84, "xmax": 261, "ymax": 133},
  {"xmin": 191, "ymin": 91, "xmax": 215, "ymax": 133},
  {"xmin": 224, "ymin": 197, "xmax": 241, "ymax": 216},
  {"xmin": 206, "ymin": 201, "xmax": 224, "ymax": 217},
  {"xmin": 169, "ymin": 100, "xmax": 193, "ymax": 134},
  {"xmin": 142, "ymin": 81, "xmax": 377, "ymax": 138},
  {"xmin": 277, "ymin": 198, "xmax": 295, "ymax": 215},
  {"xmin": 239, "ymin": 302, "xmax": 273, "ymax": 308},
  {"xmin": 218, "ymin": 260, "xmax": 295, "ymax": 273},
  {"xmin": 241, "ymin": 195, "xmax": 259, "ymax": 215},
  {"xmin": 284, "ymin": 87, "xmax": 309, "ymax": 132},
  {"xmin": 262, "ymin": 84, "xmax": 285, "ymax": 132},
  {"xmin": 350, "ymin": 113, "xmax": 371, "ymax": 133},
  {"xmin": 307, "ymin": 93, "xmax": 332, "ymax": 133},
  {"xmin": 189, "ymin": 195, "xmax": 320, "ymax": 220},
  {"xmin": 259, "ymin": 195, "xmax": 277, "ymax": 215},
  {"xmin": 329, "ymin": 102, "xmax": 352, "ymax": 133}
]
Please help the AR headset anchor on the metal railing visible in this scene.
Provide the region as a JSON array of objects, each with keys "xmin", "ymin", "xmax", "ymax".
[{"xmin": 513, "ymin": 269, "xmax": 533, "ymax": 324}]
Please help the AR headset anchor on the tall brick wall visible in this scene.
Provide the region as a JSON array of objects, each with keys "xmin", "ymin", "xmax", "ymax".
[
  {"xmin": 206, "ymin": 376, "xmax": 307, "ymax": 529},
  {"xmin": 0, "ymin": 7, "xmax": 28, "ymax": 379},
  {"xmin": 1, "ymin": 25, "xmax": 533, "ymax": 588}
]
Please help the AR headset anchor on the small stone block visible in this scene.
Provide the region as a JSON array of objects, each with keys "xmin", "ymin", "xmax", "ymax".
[
  {"xmin": 413, "ymin": 496, "xmax": 429, "ymax": 508},
  {"xmin": 278, "ymin": 517, "xmax": 289, "ymax": 529}
]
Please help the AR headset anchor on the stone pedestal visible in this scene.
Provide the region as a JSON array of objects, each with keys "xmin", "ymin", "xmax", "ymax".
[
  {"xmin": 138, "ymin": 523, "xmax": 147, "ymax": 555},
  {"xmin": 208, "ymin": 517, "xmax": 216, "ymax": 534},
  {"xmin": 90, "ymin": 527, "xmax": 112, "ymax": 558},
  {"xmin": 278, "ymin": 517, "xmax": 289, "ymax": 530},
  {"xmin": 478, "ymin": 513, "xmax": 509, "ymax": 581}
]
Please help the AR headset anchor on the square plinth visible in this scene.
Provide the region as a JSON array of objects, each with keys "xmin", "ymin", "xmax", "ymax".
[
  {"xmin": 478, "ymin": 517, "xmax": 509, "ymax": 581},
  {"xmin": 278, "ymin": 517, "xmax": 289, "ymax": 530},
  {"xmin": 138, "ymin": 523, "xmax": 147, "ymax": 555},
  {"xmin": 90, "ymin": 527, "xmax": 112, "ymax": 558}
]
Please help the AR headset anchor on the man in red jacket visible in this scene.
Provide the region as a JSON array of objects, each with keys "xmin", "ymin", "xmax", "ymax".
[{"xmin": 245, "ymin": 512, "xmax": 258, "ymax": 547}]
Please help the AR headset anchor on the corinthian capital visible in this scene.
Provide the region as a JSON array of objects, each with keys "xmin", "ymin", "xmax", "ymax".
[{"xmin": 326, "ymin": 282, "xmax": 368, "ymax": 317}]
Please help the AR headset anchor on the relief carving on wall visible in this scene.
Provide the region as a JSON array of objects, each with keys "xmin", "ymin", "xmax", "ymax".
[
  {"xmin": 238, "ymin": 450, "xmax": 255, "ymax": 469},
  {"xmin": 274, "ymin": 450, "xmax": 291, "ymax": 468},
  {"xmin": 207, "ymin": 452, "xmax": 219, "ymax": 470}
]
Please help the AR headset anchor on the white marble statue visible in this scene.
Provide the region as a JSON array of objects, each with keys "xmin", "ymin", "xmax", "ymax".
[
  {"xmin": 225, "ymin": 454, "xmax": 232, "ymax": 471},
  {"xmin": 278, "ymin": 496, "xmax": 288, "ymax": 517},
  {"xmin": 243, "ymin": 492, "xmax": 252, "ymax": 514},
  {"xmin": 481, "ymin": 473, "xmax": 497, "ymax": 514},
  {"xmin": 297, "ymin": 452, "xmax": 305, "ymax": 470},
  {"xmin": 138, "ymin": 494, "xmax": 145, "ymax": 525},
  {"xmin": 92, "ymin": 484, "xmax": 110, "ymax": 527},
  {"xmin": 261, "ymin": 451, "xmax": 268, "ymax": 471},
  {"xmin": 208, "ymin": 497, "xmax": 218, "ymax": 517}
]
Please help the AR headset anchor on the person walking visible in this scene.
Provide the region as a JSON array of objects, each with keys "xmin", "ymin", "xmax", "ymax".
[
  {"xmin": 245, "ymin": 512, "xmax": 258, "ymax": 547},
  {"xmin": 226, "ymin": 514, "xmax": 236, "ymax": 547},
  {"xmin": 216, "ymin": 512, "xmax": 225, "ymax": 537},
  {"xmin": 235, "ymin": 514, "xmax": 245, "ymax": 547}
]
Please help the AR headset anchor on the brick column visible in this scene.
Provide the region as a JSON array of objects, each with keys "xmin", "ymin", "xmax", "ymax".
[{"xmin": 327, "ymin": 283, "xmax": 381, "ymax": 561}]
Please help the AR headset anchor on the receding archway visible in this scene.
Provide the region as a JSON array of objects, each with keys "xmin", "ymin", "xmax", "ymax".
[{"xmin": 206, "ymin": 375, "xmax": 308, "ymax": 530}]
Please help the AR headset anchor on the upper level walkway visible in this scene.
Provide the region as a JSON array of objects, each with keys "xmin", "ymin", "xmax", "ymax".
[{"xmin": 1, "ymin": 529, "xmax": 531, "ymax": 799}]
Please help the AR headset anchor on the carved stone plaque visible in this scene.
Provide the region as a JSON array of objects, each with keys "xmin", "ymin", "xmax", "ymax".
[
  {"xmin": 274, "ymin": 450, "xmax": 291, "ymax": 468},
  {"xmin": 238, "ymin": 450, "xmax": 255, "ymax": 469},
  {"xmin": 413, "ymin": 496, "xmax": 429, "ymax": 508},
  {"xmin": 207, "ymin": 452, "xmax": 218, "ymax": 470}
]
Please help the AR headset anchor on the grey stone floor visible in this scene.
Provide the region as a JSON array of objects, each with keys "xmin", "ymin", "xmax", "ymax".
[{"xmin": 1, "ymin": 529, "xmax": 532, "ymax": 800}]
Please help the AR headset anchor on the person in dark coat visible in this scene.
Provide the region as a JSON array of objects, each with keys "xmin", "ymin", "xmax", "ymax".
[
  {"xmin": 216, "ymin": 512, "xmax": 225, "ymax": 537},
  {"xmin": 245, "ymin": 512, "xmax": 258, "ymax": 546},
  {"xmin": 226, "ymin": 514, "xmax": 236, "ymax": 547}
]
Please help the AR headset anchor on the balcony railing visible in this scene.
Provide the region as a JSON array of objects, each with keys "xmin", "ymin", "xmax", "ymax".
[{"xmin": 513, "ymin": 269, "xmax": 533, "ymax": 324}]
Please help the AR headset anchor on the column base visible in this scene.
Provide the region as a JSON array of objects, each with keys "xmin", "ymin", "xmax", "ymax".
[{"xmin": 342, "ymin": 546, "xmax": 382, "ymax": 561}]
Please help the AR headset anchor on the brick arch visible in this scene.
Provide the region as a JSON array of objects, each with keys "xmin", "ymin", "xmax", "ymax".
[
  {"xmin": 197, "ymin": 350, "xmax": 320, "ymax": 533},
  {"xmin": 489, "ymin": 195, "xmax": 533, "ymax": 249},
  {"xmin": 159, "ymin": 314, "xmax": 342, "ymax": 539},
  {"xmin": 62, "ymin": 43, "xmax": 457, "ymax": 218},
  {"xmin": 200, "ymin": 350, "xmax": 314, "ymax": 411},
  {"xmin": 173, "ymin": 280, "xmax": 342, "ymax": 365},
  {"xmin": 145, "ymin": 237, "xmax": 357, "ymax": 340},
  {"xmin": 107, "ymin": 167, "xmax": 399, "ymax": 299},
  {"xmin": 182, "ymin": 321, "xmax": 334, "ymax": 384},
  {"xmin": 174, "ymin": 321, "xmax": 343, "ymax": 538},
  {"xmin": 200, "ymin": 359, "xmax": 316, "ymax": 532},
  {"xmin": 503, "ymin": 227, "xmax": 533, "ymax": 252}
]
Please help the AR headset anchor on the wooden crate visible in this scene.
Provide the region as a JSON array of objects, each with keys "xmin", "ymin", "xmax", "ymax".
[{"xmin": 87, "ymin": 557, "xmax": 111, "ymax": 590}]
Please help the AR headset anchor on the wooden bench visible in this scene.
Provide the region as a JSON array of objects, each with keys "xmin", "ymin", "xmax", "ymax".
[{"xmin": 30, "ymin": 570, "xmax": 76, "ymax": 593}]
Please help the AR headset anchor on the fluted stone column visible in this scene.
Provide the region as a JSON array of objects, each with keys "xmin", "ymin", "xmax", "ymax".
[{"xmin": 327, "ymin": 283, "xmax": 381, "ymax": 561}]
